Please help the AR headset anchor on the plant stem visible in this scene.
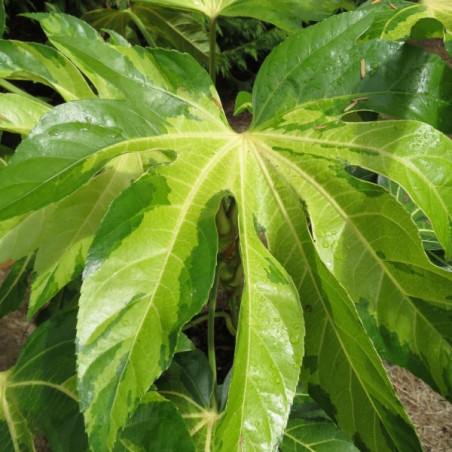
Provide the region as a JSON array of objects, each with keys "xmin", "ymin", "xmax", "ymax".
[
  {"xmin": 182, "ymin": 311, "xmax": 237, "ymax": 336},
  {"xmin": 209, "ymin": 17, "xmax": 217, "ymax": 83},
  {"xmin": 0, "ymin": 79, "xmax": 51, "ymax": 107},
  {"xmin": 126, "ymin": 9, "xmax": 157, "ymax": 47},
  {"xmin": 208, "ymin": 262, "xmax": 221, "ymax": 410}
]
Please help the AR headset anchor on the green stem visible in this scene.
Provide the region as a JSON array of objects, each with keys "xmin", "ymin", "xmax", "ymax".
[
  {"xmin": 209, "ymin": 17, "xmax": 217, "ymax": 83},
  {"xmin": 208, "ymin": 263, "xmax": 221, "ymax": 410},
  {"xmin": 182, "ymin": 311, "xmax": 237, "ymax": 336},
  {"xmin": 126, "ymin": 9, "xmax": 157, "ymax": 47},
  {"xmin": 0, "ymin": 79, "xmax": 51, "ymax": 107}
]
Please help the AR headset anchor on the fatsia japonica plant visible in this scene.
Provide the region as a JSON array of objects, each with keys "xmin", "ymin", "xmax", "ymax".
[{"xmin": 0, "ymin": 0, "xmax": 452, "ymax": 450}]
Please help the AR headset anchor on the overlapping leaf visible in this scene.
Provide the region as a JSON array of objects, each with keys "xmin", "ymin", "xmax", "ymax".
[
  {"xmin": 115, "ymin": 392, "xmax": 195, "ymax": 451},
  {"xmin": 0, "ymin": 39, "xmax": 94, "ymax": 101},
  {"xmin": 0, "ymin": 254, "xmax": 33, "ymax": 318},
  {"xmin": 280, "ymin": 387, "xmax": 359, "ymax": 451},
  {"xmin": 0, "ymin": 94, "xmax": 50, "ymax": 135},
  {"xmin": 278, "ymin": 156, "xmax": 452, "ymax": 398},
  {"xmin": 236, "ymin": 142, "xmax": 422, "ymax": 450},
  {"xmin": 157, "ymin": 350, "xmax": 216, "ymax": 450},
  {"xmin": 28, "ymin": 154, "xmax": 146, "ymax": 315},
  {"xmin": 0, "ymin": 308, "xmax": 88, "ymax": 451},
  {"xmin": 84, "ymin": 4, "xmax": 210, "ymax": 65}
]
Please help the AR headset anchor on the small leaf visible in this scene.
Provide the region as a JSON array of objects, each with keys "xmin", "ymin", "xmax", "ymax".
[{"xmin": 234, "ymin": 91, "xmax": 252, "ymax": 116}]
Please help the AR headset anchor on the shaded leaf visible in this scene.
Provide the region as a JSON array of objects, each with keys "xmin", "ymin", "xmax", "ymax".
[
  {"xmin": 157, "ymin": 350, "xmax": 217, "ymax": 450},
  {"xmin": 0, "ymin": 254, "xmax": 33, "ymax": 318},
  {"xmin": 280, "ymin": 388, "xmax": 359, "ymax": 451},
  {"xmin": 0, "ymin": 308, "xmax": 88, "ymax": 451},
  {"xmin": 114, "ymin": 392, "xmax": 195, "ymax": 451},
  {"xmin": 252, "ymin": 10, "xmax": 452, "ymax": 133}
]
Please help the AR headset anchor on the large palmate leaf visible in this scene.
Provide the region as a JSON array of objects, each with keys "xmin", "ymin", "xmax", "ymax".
[
  {"xmin": 0, "ymin": 308, "xmax": 88, "ymax": 451},
  {"xmin": 138, "ymin": 0, "xmax": 355, "ymax": 31},
  {"xmin": 0, "ymin": 9, "xmax": 451, "ymax": 452}
]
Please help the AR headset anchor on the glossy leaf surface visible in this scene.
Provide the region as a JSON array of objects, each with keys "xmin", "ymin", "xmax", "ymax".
[
  {"xmin": 0, "ymin": 94, "xmax": 50, "ymax": 135},
  {"xmin": 0, "ymin": 40, "xmax": 94, "ymax": 101}
]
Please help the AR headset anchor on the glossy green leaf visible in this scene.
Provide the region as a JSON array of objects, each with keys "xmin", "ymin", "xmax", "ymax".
[
  {"xmin": 0, "ymin": 255, "xmax": 33, "ymax": 318},
  {"xmin": 115, "ymin": 392, "xmax": 195, "ymax": 451},
  {"xmin": 0, "ymin": 308, "xmax": 88, "ymax": 451},
  {"xmin": 252, "ymin": 10, "xmax": 452, "ymax": 133},
  {"xmin": 280, "ymin": 388, "xmax": 359, "ymax": 451},
  {"xmin": 0, "ymin": 39, "xmax": 94, "ymax": 101},
  {"xmin": 0, "ymin": 93, "xmax": 50, "ymax": 134},
  {"xmin": 138, "ymin": 0, "xmax": 355, "ymax": 31}
]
